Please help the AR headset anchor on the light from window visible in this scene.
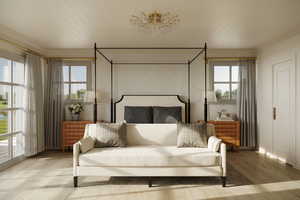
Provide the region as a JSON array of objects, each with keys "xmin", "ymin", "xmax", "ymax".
[
  {"xmin": 63, "ymin": 65, "xmax": 87, "ymax": 100},
  {"xmin": 0, "ymin": 58, "xmax": 11, "ymax": 82},
  {"xmin": 213, "ymin": 65, "xmax": 239, "ymax": 102},
  {"xmin": 0, "ymin": 57, "xmax": 25, "ymax": 164}
]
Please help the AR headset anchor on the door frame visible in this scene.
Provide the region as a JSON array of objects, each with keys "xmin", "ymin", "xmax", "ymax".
[{"xmin": 272, "ymin": 56, "xmax": 296, "ymax": 165}]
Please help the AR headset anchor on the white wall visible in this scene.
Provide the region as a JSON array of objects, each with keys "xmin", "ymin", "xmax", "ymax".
[{"xmin": 257, "ymin": 33, "xmax": 300, "ymax": 169}]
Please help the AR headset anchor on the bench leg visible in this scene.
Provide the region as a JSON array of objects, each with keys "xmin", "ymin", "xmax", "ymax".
[
  {"xmin": 148, "ymin": 178, "xmax": 152, "ymax": 187},
  {"xmin": 221, "ymin": 176, "xmax": 226, "ymax": 187},
  {"xmin": 74, "ymin": 176, "xmax": 78, "ymax": 187}
]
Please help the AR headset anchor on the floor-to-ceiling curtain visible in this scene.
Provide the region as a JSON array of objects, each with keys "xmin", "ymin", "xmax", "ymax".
[
  {"xmin": 24, "ymin": 54, "xmax": 45, "ymax": 156},
  {"xmin": 237, "ymin": 60, "xmax": 257, "ymax": 148},
  {"xmin": 44, "ymin": 59, "xmax": 64, "ymax": 150}
]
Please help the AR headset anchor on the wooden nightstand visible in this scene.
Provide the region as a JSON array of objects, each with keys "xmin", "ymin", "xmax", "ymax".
[
  {"xmin": 61, "ymin": 121, "xmax": 93, "ymax": 151},
  {"xmin": 208, "ymin": 120, "xmax": 240, "ymax": 147},
  {"xmin": 197, "ymin": 120, "xmax": 241, "ymax": 147}
]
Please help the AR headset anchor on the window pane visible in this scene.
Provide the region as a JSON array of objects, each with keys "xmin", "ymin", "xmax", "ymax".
[
  {"xmin": 13, "ymin": 86, "xmax": 24, "ymax": 108},
  {"xmin": 0, "ymin": 58, "xmax": 11, "ymax": 82},
  {"xmin": 232, "ymin": 83, "xmax": 238, "ymax": 100},
  {"xmin": 0, "ymin": 85, "xmax": 11, "ymax": 109},
  {"xmin": 214, "ymin": 84, "xmax": 230, "ymax": 101},
  {"xmin": 0, "ymin": 135, "xmax": 9, "ymax": 164},
  {"xmin": 64, "ymin": 84, "xmax": 69, "ymax": 99},
  {"xmin": 71, "ymin": 84, "xmax": 86, "ymax": 99},
  {"xmin": 13, "ymin": 110, "xmax": 23, "ymax": 132},
  {"xmin": 13, "ymin": 61, "xmax": 24, "ymax": 84},
  {"xmin": 232, "ymin": 66, "xmax": 239, "ymax": 82},
  {"xmin": 214, "ymin": 66, "xmax": 230, "ymax": 82},
  {"xmin": 63, "ymin": 66, "xmax": 69, "ymax": 82},
  {"xmin": 71, "ymin": 66, "xmax": 87, "ymax": 82},
  {"xmin": 0, "ymin": 111, "xmax": 9, "ymax": 134},
  {"xmin": 13, "ymin": 133, "xmax": 24, "ymax": 158}
]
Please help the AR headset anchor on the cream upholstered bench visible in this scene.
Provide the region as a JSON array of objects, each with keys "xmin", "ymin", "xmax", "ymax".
[{"xmin": 73, "ymin": 123, "xmax": 226, "ymax": 187}]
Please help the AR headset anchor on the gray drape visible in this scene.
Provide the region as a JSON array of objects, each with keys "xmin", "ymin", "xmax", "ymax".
[
  {"xmin": 237, "ymin": 60, "xmax": 257, "ymax": 148},
  {"xmin": 24, "ymin": 54, "xmax": 45, "ymax": 156},
  {"xmin": 44, "ymin": 59, "xmax": 64, "ymax": 150}
]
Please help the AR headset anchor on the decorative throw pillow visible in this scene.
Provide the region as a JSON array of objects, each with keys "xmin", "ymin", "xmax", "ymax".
[
  {"xmin": 93, "ymin": 122, "xmax": 127, "ymax": 147},
  {"xmin": 124, "ymin": 106, "xmax": 153, "ymax": 123},
  {"xmin": 79, "ymin": 136, "xmax": 95, "ymax": 153},
  {"xmin": 153, "ymin": 106, "xmax": 182, "ymax": 123},
  {"xmin": 177, "ymin": 123, "xmax": 208, "ymax": 148},
  {"xmin": 208, "ymin": 136, "xmax": 222, "ymax": 152}
]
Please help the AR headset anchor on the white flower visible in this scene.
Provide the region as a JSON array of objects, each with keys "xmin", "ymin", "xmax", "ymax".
[{"xmin": 68, "ymin": 103, "xmax": 84, "ymax": 114}]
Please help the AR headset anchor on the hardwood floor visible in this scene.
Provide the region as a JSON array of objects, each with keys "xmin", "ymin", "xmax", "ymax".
[{"xmin": 0, "ymin": 151, "xmax": 300, "ymax": 200}]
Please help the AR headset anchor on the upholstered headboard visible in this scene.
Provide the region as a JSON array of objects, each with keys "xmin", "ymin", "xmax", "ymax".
[{"xmin": 114, "ymin": 95, "xmax": 187, "ymax": 123}]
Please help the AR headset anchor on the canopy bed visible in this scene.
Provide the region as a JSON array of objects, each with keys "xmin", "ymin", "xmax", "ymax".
[
  {"xmin": 93, "ymin": 43, "xmax": 208, "ymax": 123},
  {"xmin": 73, "ymin": 43, "xmax": 227, "ymax": 188}
]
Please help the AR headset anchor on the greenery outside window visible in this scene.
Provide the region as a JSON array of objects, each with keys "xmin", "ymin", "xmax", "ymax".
[
  {"xmin": 211, "ymin": 62, "xmax": 239, "ymax": 103},
  {"xmin": 0, "ymin": 57, "xmax": 25, "ymax": 164},
  {"xmin": 63, "ymin": 62, "xmax": 91, "ymax": 101}
]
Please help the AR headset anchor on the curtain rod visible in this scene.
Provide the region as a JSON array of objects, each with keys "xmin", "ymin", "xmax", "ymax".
[
  {"xmin": 0, "ymin": 38, "xmax": 46, "ymax": 58},
  {"xmin": 207, "ymin": 57, "xmax": 256, "ymax": 61}
]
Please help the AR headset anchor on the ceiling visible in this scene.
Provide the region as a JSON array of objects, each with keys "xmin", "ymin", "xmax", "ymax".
[{"xmin": 1, "ymin": 0, "xmax": 300, "ymax": 49}]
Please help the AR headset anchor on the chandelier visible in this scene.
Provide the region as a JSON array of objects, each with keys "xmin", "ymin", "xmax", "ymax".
[{"xmin": 130, "ymin": 10, "xmax": 180, "ymax": 30}]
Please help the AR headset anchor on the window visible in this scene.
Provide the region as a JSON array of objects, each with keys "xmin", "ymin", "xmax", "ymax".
[
  {"xmin": 63, "ymin": 65, "xmax": 88, "ymax": 100},
  {"xmin": 0, "ymin": 57, "xmax": 25, "ymax": 164},
  {"xmin": 212, "ymin": 64, "xmax": 239, "ymax": 103}
]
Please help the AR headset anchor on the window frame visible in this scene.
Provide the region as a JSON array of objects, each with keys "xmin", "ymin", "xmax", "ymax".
[
  {"xmin": 210, "ymin": 61, "xmax": 240, "ymax": 104},
  {"xmin": 63, "ymin": 61, "xmax": 92, "ymax": 102},
  {"xmin": 0, "ymin": 56, "xmax": 25, "ymax": 164}
]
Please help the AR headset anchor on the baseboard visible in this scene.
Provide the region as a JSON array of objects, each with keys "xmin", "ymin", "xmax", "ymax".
[{"xmin": 0, "ymin": 155, "xmax": 25, "ymax": 172}]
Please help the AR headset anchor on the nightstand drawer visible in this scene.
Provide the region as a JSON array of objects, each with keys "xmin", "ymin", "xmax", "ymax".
[
  {"xmin": 62, "ymin": 121, "xmax": 93, "ymax": 151},
  {"xmin": 63, "ymin": 122, "xmax": 90, "ymax": 129},
  {"xmin": 208, "ymin": 120, "xmax": 240, "ymax": 147},
  {"xmin": 65, "ymin": 135, "xmax": 82, "ymax": 140},
  {"xmin": 215, "ymin": 125, "xmax": 237, "ymax": 129},
  {"xmin": 63, "ymin": 129, "xmax": 86, "ymax": 134}
]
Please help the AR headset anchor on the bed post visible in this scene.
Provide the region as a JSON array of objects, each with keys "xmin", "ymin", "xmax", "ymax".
[
  {"xmin": 111, "ymin": 60, "xmax": 113, "ymax": 123},
  {"xmin": 94, "ymin": 45, "xmax": 207, "ymax": 123},
  {"xmin": 94, "ymin": 43, "xmax": 98, "ymax": 123},
  {"xmin": 204, "ymin": 42, "xmax": 208, "ymax": 122},
  {"xmin": 188, "ymin": 61, "xmax": 191, "ymax": 123}
]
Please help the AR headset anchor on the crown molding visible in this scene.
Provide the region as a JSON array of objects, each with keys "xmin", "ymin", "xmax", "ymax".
[{"xmin": 0, "ymin": 24, "xmax": 47, "ymax": 56}]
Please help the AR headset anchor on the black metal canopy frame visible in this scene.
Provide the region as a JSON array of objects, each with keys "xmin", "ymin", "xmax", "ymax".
[{"xmin": 93, "ymin": 43, "xmax": 208, "ymax": 123}]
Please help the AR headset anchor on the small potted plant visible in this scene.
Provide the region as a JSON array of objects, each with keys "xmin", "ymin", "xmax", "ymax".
[{"xmin": 68, "ymin": 103, "xmax": 84, "ymax": 121}]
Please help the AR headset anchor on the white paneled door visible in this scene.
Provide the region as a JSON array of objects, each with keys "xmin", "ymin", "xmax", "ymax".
[{"xmin": 272, "ymin": 59, "xmax": 295, "ymax": 164}]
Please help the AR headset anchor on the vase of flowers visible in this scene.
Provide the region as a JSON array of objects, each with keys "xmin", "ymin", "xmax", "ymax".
[{"xmin": 68, "ymin": 103, "xmax": 84, "ymax": 121}]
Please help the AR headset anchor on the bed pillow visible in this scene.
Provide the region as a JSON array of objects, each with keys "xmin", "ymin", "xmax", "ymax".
[
  {"xmin": 177, "ymin": 123, "xmax": 208, "ymax": 148},
  {"xmin": 124, "ymin": 106, "xmax": 153, "ymax": 123},
  {"xmin": 93, "ymin": 122, "xmax": 127, "ymax": 147},
  {"xmin": 79, "ymin": 136, "xmax": 95, "ymax": 153},
  {"xmin": 153, "ymin": 106, "xmax": 182, "ymax": 123}
]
